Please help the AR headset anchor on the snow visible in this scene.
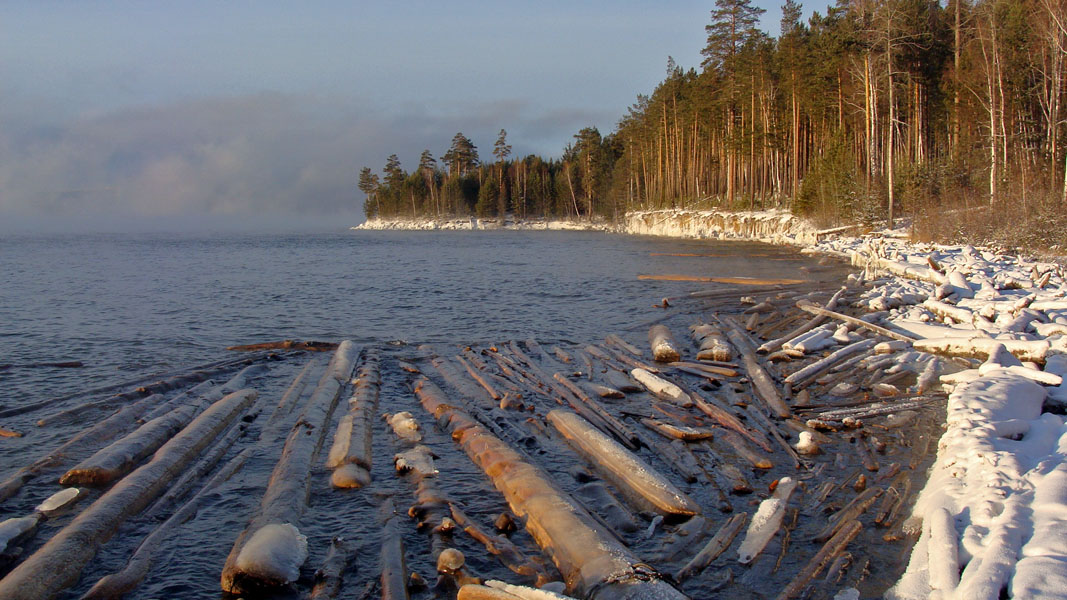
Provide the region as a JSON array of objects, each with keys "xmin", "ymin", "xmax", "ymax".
[{"xmin": 233, "ymin": 523, "xmax": 308, "ymax": 585}]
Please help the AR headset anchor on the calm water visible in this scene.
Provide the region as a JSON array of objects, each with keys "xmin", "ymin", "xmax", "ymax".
[
  {"xmin": 0, "ymin": 230, "xmax": 864, "ymax": 599},
  {"xmin": 0, "ymin": 230, "xmax": 842, "ymax": 403}
]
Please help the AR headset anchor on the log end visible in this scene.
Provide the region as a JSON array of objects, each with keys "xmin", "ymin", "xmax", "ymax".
[{"xmin": 331, "ymin": 464, "xmax": 371, "ymax": 489}]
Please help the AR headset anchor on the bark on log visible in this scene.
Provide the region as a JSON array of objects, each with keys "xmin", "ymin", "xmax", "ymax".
[
  {"xmin": 416, "ymin": 386, "xmax": 689, "ymax": 599},
  {"xmin": 675, "ymin": 512, "xmax": 747, "ymax": 581},
  {"xmin": 723, "ymin": 326, "xmax": 791, "ymax": 418},
  {"xmin": 775, "ymin": 520, "xmax": 863, "ymax": 600},
  {"xmin": 0, "ymin": 389, "xmax": 256, "ymax": 600}
]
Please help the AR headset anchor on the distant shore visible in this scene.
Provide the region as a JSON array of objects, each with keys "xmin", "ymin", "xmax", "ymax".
[{"xmin": 353, "ymin": 208, "xmax": 853, "ymax": 247}]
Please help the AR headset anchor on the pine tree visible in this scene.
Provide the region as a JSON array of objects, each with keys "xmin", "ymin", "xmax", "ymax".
[
  {"xmin": 358, "ymin": 167, "xmax": 380, "ymax": 219},
  {"xmin": 702, "ymin": 0, "xmax": 767, "ymax": 71}
]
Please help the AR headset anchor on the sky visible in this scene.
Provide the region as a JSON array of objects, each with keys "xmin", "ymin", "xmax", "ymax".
[{"xmin": 0, "ymin": 1, "xmax": 835, "ymax": 232}]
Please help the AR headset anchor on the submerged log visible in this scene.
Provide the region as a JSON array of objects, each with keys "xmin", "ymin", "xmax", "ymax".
[
  {"xmin": 606, "ymin": 334, "xmax": 642, "ymax": 357},
  {"xmin": 648, "ymin": 325, "xmax": 681, "ymax": 362},
  {"xmin": 381, "ymin": 511, "xmax": 410, "ymax": 600},
  {"xmin": 226, "ymin": 339, "xmax": 337, "ymax": 352},
  {"xmin": 775, "ymin": 520, "xmax": 863, "ymax": 600},
  {"xmin": 221, "ymin": 341, "xmax": 358, "ymax": 594},
  {"xmin": 552, "ymin": 373, "xmax": 639, "ymax": 450},
  {"xmin": 449, "ymin": 503, "xmax": 554, "ymax": 587},
  {"xmin": 723, "ymin": 325, "xmax": 790, "ymax": 418},
  {"xmin": 548, "ymin": 410, "xmax": 699, "ymax": 516},
  {"xmin": 690, "ymin": 393, "xmax": 773, "ymax": 452},
  {"xmin": 417, "ymin": 388, "xmax": 689, "ymax": 599},
  {"xmin": 0, "ymin": 389, "xmax": 256, "ymax": 600}
]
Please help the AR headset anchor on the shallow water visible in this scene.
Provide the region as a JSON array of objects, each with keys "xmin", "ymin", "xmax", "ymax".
[{"xmin": 0, "ymin": 230, "xmax": 919, "ymax": 599}]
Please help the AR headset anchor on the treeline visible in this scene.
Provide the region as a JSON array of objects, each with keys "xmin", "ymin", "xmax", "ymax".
[{"xmin": 361, "ymin": 0, "xmax": 1067, "ymax": 234}]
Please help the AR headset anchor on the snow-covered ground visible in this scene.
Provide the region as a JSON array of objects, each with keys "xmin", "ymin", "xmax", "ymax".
[
  {"xmin": 810, "ymin": 234, "xmax": 1067, "ymax": 599},
  {"xmin": 353, "ymin": 216, "xmax": 612, "ymax": 232}
]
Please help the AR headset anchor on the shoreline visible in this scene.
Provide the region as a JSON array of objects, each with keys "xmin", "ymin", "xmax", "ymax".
[{"xmin": 356, "ymin": 209, "xmax": 1067, "ymax": 597}]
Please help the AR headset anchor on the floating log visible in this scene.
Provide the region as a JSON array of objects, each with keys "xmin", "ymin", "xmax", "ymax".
[
  {"xmin": 457, "ymin": 354, "xmax": 503, "ymax": 401},
  {"xmin": 417, "ymin": 390, "xmax": 689, "ymax": 599},
  {"xmin": 784, "ymin": 340, "xmax": 878, "ymax": 391},
  {"xmin": 326, "ymin": 352, "xmax": 380, "ymax": 489},
  {"xmin": 715, "ymin": 429, "xmax": 773, "ymax": 469},
  {"xmin": 0, "ymin": 389, "xmax": 256, "ymax": 600},
  {"xmin": 690, "ymin": 392, "xmax": 773, "ymax": 452},
  {"xmin": 381, "ymin": 510, "xmax": 410, "ymax": 600},
  {"xmin": 722, "ymin": 325, "xmax": 790, "ymax": 418},
  {"xmin": 630, "ymin": 368, "xmax": 689, "ymax": 405},
  {"xmin": 449, "ymin": 503, "xmax": 554, "ymax": 587},
  {"xmin": 813, "ymin": 487, "xmax": 882, "ymax": 543},
  {"xmin": 0, "ymin": 361, "xmax": 83, "ymax": 370},
  {"xmin": 638, "ymin": 275, "xmax": 805, "ymax": 285},
  {"xmin": 226, "ymin": 339, "xmax": 337, "ymax": 352},
  {"xmin": 308, "ymin": 537, "xmax": 354, "ymax": 600},
  {"xmin": 640, "ymin": 418, "xmax": 714, "ymax": 441},
  {"xmin": 775, "ymin": 520, "xmax": 863, "ymax": 600},
  {"xmin": 552, "ymin": 373, "xmax": 639, "ymax": 450},
  {"xmin": 548, "ymin": 410, "xmax": 699, "ymax": 516},
  {"xmin": 551, "ymin": 347, "xmax": 573, "ymax": 364},
  {"xmin": 675, "ymin": 512, "xmax": 748, "ymax": 582},
  {"xmin": 83, "ymin": 423, "xmax": 254, "ymax": 599},
  {"xmin": 737, "ymin": 477, "xmax": 798, "ymax": 564},
  {"xmin": 604, "ymin": 369, "xmax": 642, "ymax": 393},
  {"xmin": 585, "ymin": 383, "xmax": 624, "ymax": 399},
  {"xmin": 606, "ymin": 334, "xmax": 642, "ymax": 357},
  {"xmin": 0, "ymin": 395, "xmax": 156, "ymax": 504},
  {"xmin": 0, "ymin": 426, "xmax": 23, "ymax": 438},
  {"xmin": 60, "ymin": 403, "xmax": 202, "ymax": 486},
  {"xmin": 670, "ymin": 361, "xmax": 738, "ymax": 378},
  {"xmin": 649, "ymin": 325, "xmax": 681, "ymax": 362},
  {"xmin": 221, "ymin": 341, "xmax": 357, "ymax": 594}
]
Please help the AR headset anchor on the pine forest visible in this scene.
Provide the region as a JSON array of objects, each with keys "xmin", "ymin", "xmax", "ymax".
[{"xmin": 360, "ymin": 0, "xmax": 1067, "ymax": 249}]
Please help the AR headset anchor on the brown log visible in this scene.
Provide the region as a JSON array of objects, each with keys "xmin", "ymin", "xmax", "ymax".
[
  {"xmin": 449, "ymin": 503, "xmax": 554, "ymax": 587},
  {"xmin": 649, "ymin": 325, "xmax": 682, "ymax": 362},
  {"xmin": 723, "ymin": 324, "xmax": 790, "ymax": 418},
  {"xmin": 674, "ymin": 512, "xmax": 747, "ymax": 581},
  {"xmin": 226, "ymin": 340, "xmax": 337, "ymax": 352},
  {"xmin": 775, "ymin": 520, "xmax": 863, "ymax": 600}
]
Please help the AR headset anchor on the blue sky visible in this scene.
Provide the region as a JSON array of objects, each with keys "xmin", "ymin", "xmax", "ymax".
[{"xmin": 0, "ymin": 1, "xmax": 835, "ymax": 231}]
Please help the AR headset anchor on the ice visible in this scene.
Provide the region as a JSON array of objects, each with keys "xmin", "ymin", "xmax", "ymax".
[
  {"xmin": 737, "ymin": 477, "xmax": 796, "ymax": 564},
  {"xmin": 34, "ymin": 487, "xmax": 81, "ymax": 515},
  {"xmin": 233, "ymin": 523, "xmax": 308, "ymax": 585},
  {"xmin": 0, "ymin": 515, "xmax": 39, "ymax": 552}
]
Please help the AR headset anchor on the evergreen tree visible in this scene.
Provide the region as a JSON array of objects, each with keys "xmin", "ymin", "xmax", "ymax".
[
  {"xmin": 358, "ymin": 167, "xmax": 380, "ymax": 219},
  {"xmin": 702, "ymin": 0, "xmax": 767, "ymax": 71}
]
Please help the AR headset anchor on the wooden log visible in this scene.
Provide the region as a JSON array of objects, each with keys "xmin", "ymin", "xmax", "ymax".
[
  {"xmin": 548, "ymin": 410, "xmax": 699, "ymax": 516},
  {"xmin": 551, "ymin": 346, "xmax": 573, "ymax": 364},
  {"xmin": 227, "ymin": 339, "xmax": 337, "ymax": 352},
  {"xmin": 381, "ymin": 512, "xmax": 410, "ymax": 600},
  {"xmin": 457, "ymin": 354, "xmax": 503, "ymax": 401},
  {"xmin": 690, "ymin": 392, "xmax": 773, "ymax": 452},
  {"xmin": 757, "ymin": 288, "xmax": 847, "ymax": 354},
  {"xmin": 629, "ymin": 428, "xmax": 702, "ymax": 486},
  {"xmin": 552, "ymin": 373, "xmax": 639, "ymax": 450},
  {"xmin": 325, "ymin": 352, "xmax": 380, "ymax": 488},
  {"xmin": 308, "ymin": 537, "xmax": 354, "ymax": 600},
  {"xmin": 449, "ymin": 503, "xmax": 554, "ymax": 587},
  {"xmin": 813, "ymin": 487, "xmax": 882, "ymax": 542},
  {"xmin": 630, "ymin": 368, "xmax": 689, "ymax": 405},
  {"xmin": 640, "ymin": 418, "xmax": 714, "ymax": 441},
  {"xmin": 83, "ymin": 422, "xmax": 254, "ymax": 599},
  {"xmin": 690, "ymin": 323, "xmax": 733, "ymax": 362},
  {"xmin": 723, "ymin": 325, "xmax": 790, "ymax": 418},
  {"xmin": 714, "ymin": 429, "xmax": 773, "ymax": 469},
  {"xmin": 605, "ymin": 334, "xmax": 641, "ymax": 357},
  {"xmin": 675, "ymin": 512, "xmax": 747, "ymax": 581},
  {"xmin": 775, "ymin": 520, "xmax": 863, "ymax": 600},
  {"xmin": 220, "ymin": 341, "xmax": 358, "ymax": 594},
  {"xmin": 784, "ymin": 340, "xmax": 878, "ymax": 390},
  {"xmin": 670, "ymin": 361, "xmax": 738, "ymax": 378},
  {"xmin": 416, "ymin": 390, "xmax": 689, "ymax": 599},
  {"xmin": 795, "ymin": 300, "xmax": 916, "ymax": 343},
  {"xmin": 912, "ymin": 336, "xmax": 1050, "ymax": 364},
  {"xmin": 0, "ymin": 395, "xmax": 156, "ymax": 504},
  {"xmin": 0, "ymin": 389, "xmax": 256, "ymax": 600},
  {"xmin": 648, "ymin": 325, "xmax": 681, "ymax": 362}
]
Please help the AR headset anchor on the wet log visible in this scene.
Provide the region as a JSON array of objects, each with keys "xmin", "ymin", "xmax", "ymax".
[
  {"xmin": 458, "ymin": 580, "xmax": 576, "ymax": 599},
  {"xmin": 603, "ymin": 369, "xmax": 642, "ymax": 393},
  {"xmin": 220, "ymin": 341, "xmax": 358, "ymax": 594},
  {"xmin": 629, "ymin": 428, "xmax": 702, "ymax": 486},
  {"xmin": 585, "ymin": 383, "xmax": 624, "ymax": 399},
  {"xmin": 552, "ymin": 373, "xmax": 639, "ymax": 450},
  {"xmin": 690, "ymin": 392, "xmax": 773, "ymax": 452},
  {"xmin": 670, "ymin": 361, "xmax": 738, "ymax": 378},
  {"xmin": 227, "ymin": 339, "xmax": 337, "ymax": 352},
  {"xmin": 548, "ymin": 410, "xmax": 699, "ymax": 516},
  {"xmin": 630, "ymin": 368, "xmax": 689, "ymax": 405},
  {"xmin": 757, "ymin": 288, "xmax": 847, "ymax": 354},
  {"xmin": 640, "ymin": 418, "xmax": 713, "ymax": 441},
  {"xmin": 714, "ymin": 430, "xmax": 773, "ymax": 469},
  {"xmin": 83, "ymin": 422, "xmax": 254, "ymax": 599},
  {"xmin": 263, "ymin": 358, "xmax": 317, "ymax": 429},
  {"xmin": 449, "ymin": 503, "xmax": 554, "ymax": 586},
  {"xmin": 381, "ymin": 512, "xmax": 410, "ymax": 600},
  {"xmin": 416, "ymin": 389, "xmax": 689, "ymax": 599},
  {"xmin": 0, "ymin": 389, "xmax": 256, "ymax": 600},
  {"xmin": 675, "ymin": 512, "xmax": 748, "ymax": 581},
  {"xmin": 737, "ymin": 477, "xmax": 798, "ymax": 564},
  {"xmin": 775, "ymin": 520, "xmax": 863, "ymax": 600},
  {"xmin": 457, "ymin": 355, "xmax": 503, "ymax": 401},
  {"xmin": 326, "ymin": 352, "xmax": 380, "ymax": 488},
  {"xmin": 606, "ymin": 334, "xmax": 642, "ymax": 357},
  {"xmin": 813, "ymin": 487, "xmax": 882, "ymax": 542},
  {"xmin": 551, "ymin": 346, "xmax": 573, "ymax": 364},
  {"xmin": 723, "ymin": 325, "xmax": 790, "ymax": 419},
  {"xmin": 0, "ymin": 395, "xmax": 156, "ymax": 504},
  {"xmin": 600, "ymin": 344, "xmax": 661, "ymax": 373},
  {"xmin": 61, "ymin": 403, "xmax": 203, "ymax": 486},
  {"xmin": 308, "ymin": 537, "xmax": 354, "ymax": 600},
  {"xmin": 649, "ymin": 325, "xmax": 681, "ymax": 362}
]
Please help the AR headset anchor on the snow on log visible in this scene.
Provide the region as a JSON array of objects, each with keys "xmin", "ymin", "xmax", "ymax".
[
  {"xmin": 548, "ymin": 409, "xmax": 699, "ymax": 516},
  {"xmin": 416, "ymin": 384, "xmax": 689, "ymax": 599},
  {"xmin": 795, "ymin": 301, "xmax": 916, "ymax": 343},
  {"xmin": 690, "ymin": 324, "xmax": 732, "ymax": 361},
  {"xmin": 737, "ymin": 477, "xmax": 797, "ymax": 564},
  {"xmin": 0, "ymin": 388, "xmax": 255, "ymax": 600},
  {"xmin": 784, "ymin": 340, "xmax": 877, "ymax": 390},
  {"xmin": 648, "ymin": 325, "xmax": 682, "ymax": 362},
  {"xmin": 630, "ymin": 368, "xmax": 689, "ymax": 405},
  {"xmin": 912, "ymin": 336, "xmax": 1050, "ymax": 364},
  {"xmin": 220, "ymin": 340, "xmax": 357, "ymax": 594}
]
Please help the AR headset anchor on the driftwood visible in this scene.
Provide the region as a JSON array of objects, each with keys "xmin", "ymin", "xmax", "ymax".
[
  {"xmin": 690, "ymin": 392, "xmax": 773, "ymax": 452},
  {"xmin": 630, "ymin": 368, "xmax": 689, "ymax": 405},
  {"xmin": 226, "ymin": 340, "xmax": 337, "ymax": 352},
  {"xmin": 221, "ymin": 341, "xmax": 357, "ymax": 594},
  {"xmin": 795, "ymin": 300, "xmax": 916, "ymax": 343},
  {"xmin": 775, "ymin": 520, "xmax": 863, "ymax": 600},
  {"xmin": 722, "ymin": 324, "xmax": 790, "ymax": 418},
  {"xmin": 675, "ymin": 512, "xmax": 748, "ymax": 581},
  {"xmin": 548, "ymin": 410, "xmax": 699, "ymax": 516},
  {"xmin": 551, "ymin": 346, "xmax": 573, "ymax": 363},
  {"xmin": 0, "ymin": 390, "xmax": 256, "ymax": 600},
  {"xmin": 605, "ymin": 334, "xmax": 642, "ymax": 357},
  {"xmin": 813, "ymin": 487, "xmax": 882, "ymax": 542},
  {"xmin": 416, "ymin": 386, "xmax": 689, "ymax": 599},
  {"xmin": 670, "ymin": 361, "xmax": 738, "ymax": 378},
  {"xmin": 640, "ymin": 418, "xmax": 714, "ymax": 441},
  {"xmin": 457, "ymin": 355, "xmax": 503, "ymax": 401}
]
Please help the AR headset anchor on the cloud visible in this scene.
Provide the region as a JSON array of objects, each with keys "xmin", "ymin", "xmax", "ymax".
[{"xmin": 0, "ymin": 93, "xmax": 613, "ymax": 232}]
